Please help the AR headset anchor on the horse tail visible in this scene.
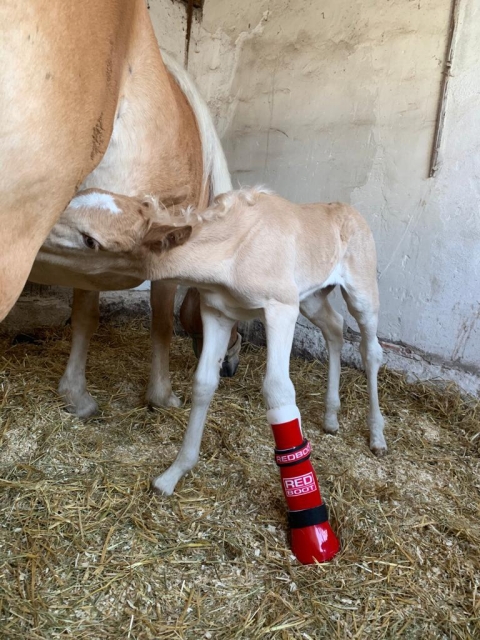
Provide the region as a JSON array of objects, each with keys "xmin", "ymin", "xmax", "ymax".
[{"xmin": 161, "ymin": 51, "xmax": 232, "ymax": 201}]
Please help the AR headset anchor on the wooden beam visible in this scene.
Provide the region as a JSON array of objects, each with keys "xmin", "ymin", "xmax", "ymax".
[{"xmin": 428, "ymin": 0, "xmax": 461, "ymax": 178}]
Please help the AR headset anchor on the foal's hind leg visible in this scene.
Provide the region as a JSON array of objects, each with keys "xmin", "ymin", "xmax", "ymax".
[
  {"xmin": 341, "ymin": 281, "xmax": 386, "ymax": 456},
  {"xmin": 179, "ymin": 287, "xmax": 241, "ymax": 377},
  {"xmin": 301, "ymin": 288, "xmax": 344, "ymax": 434}
]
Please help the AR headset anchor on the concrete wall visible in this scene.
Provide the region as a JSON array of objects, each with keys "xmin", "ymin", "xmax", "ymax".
[{"xmin": 151, "ymin": 0, "xmax": 480, "ymax": 391}]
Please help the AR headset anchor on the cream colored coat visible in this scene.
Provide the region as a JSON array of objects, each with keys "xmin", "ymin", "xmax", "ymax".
[{"xmin": 43, "ymin": 187, "xmax": 387, "ymax": 494}]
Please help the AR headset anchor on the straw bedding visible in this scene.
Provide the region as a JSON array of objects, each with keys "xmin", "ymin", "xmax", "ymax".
[{"xmin": 0, "ymin": 319, "xmax": 479, "ymax": 639}]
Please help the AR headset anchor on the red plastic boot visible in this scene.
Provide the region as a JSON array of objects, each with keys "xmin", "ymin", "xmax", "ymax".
[{"xmin": 267, "ymin": 405, "xmax": 340, "ymax": 564}]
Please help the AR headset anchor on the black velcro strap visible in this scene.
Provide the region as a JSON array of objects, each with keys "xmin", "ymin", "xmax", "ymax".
[
  {"xmin": 288, "ymin": 504, "xmax": 328, "ymax": 529},
  {"xmin": 274, "ymin": 439, "xmax": 311, "ymax": 467}
]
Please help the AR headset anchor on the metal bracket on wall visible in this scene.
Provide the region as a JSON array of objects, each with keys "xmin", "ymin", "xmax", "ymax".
[{"xmin": 428, "ymin": 0, "xmax": 461, "ymax": 178}]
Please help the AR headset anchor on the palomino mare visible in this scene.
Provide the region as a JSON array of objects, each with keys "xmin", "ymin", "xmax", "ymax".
[
  {"xmin": 1, "ymin": 1, "xmax": 235, "ymax": 417},
  {"xmin": 1, "ymin": 0, "xmax": 134, "ymax": 319}
]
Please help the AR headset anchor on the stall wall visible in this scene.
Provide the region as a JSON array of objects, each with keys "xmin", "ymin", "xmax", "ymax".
[{"xmin": 151, "ymin": 0, "xmax": 479, "ymax": 387}]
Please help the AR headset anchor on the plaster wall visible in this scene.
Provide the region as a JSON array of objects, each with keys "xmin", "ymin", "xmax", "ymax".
[
  {"xmin": 148, "ymin": 0, "xmax": 187, "ymax": 62},
  {"xmin": 156, "ymin": 0, "xmax": 479, "ymax": 378}
]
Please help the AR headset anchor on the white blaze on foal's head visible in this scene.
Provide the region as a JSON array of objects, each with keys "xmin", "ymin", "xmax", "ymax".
[
  {"xmin": 47, "ymin": 188, "xmax": 193, "ymax": 257},
  {"xmin": 69, "ymin": 191, "xmax": 122, "ymax": 215}
]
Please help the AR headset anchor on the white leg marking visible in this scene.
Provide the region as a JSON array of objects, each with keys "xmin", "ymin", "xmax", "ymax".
[
  {"xmin": 301, "ymin": 291, "xmax": 344, "ymax": 434},
  {"xmin": 152, "ymin": 304, "xmax": 235, "ymax": 496},
  {"xmin": 341, "ymin": 286, "xmax": 387, "ymax": 455},
  {"xmin": 262, "ymin": 302, "xmax": 299, "ymax": 412}
]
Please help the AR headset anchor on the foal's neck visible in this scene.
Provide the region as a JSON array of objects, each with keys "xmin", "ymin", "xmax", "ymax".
[{"xmin": 147, "ymin": 215, "xmax": 227, "ymax": 285}]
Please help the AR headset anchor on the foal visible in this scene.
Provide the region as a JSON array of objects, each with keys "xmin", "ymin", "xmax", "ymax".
[{"xmin": 47, "ymin": 187, "xmax": 386, "ymax": 495}]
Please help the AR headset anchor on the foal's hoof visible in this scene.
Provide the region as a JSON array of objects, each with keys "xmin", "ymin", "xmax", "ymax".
[
  {"xmin": 220, "ymin": 334, "xmax": 242, "ymax": 378},
  {"xmin": 151, "ymin": 474, "xmax": 176, "ymax": 497},
  {"xmin": 371, "ymin": 445, "xmax": 388, "ymax": 458},
  {"xmin": 323, "ymin": 416, "xmax": 339, "ymax": 435}
]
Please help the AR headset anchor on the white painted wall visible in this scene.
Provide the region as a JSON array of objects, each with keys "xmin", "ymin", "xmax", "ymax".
[
  {"xmin": 148, "ymin": 0, "xmax": 187, "ymax": 62},
  {"xmin": 150, "ymin": 0, "xmax": 479, "ymax": 380}
]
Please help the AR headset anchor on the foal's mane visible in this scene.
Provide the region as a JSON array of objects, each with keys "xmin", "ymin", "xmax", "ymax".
[{"xmin": 179, "ymin": 186, "xmax": 274, "ymax": 226}]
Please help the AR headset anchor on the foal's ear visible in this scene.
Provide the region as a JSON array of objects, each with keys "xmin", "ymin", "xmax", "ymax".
[{"xmin": 143, "ymin": 224, "xmax": 192, "ymax": 253}]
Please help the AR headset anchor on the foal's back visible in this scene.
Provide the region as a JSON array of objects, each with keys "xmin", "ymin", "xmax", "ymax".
[{"xmin": 223, "ymin": 191, "xmax": 375, "ymax": 297}]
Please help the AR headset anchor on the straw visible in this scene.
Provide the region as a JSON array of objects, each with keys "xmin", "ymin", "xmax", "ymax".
[{"xmin": 1, "ymin": 319, "xmax": 479, "ymax": 639}]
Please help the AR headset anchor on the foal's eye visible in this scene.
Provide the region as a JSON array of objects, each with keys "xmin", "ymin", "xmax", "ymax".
[{"xmin": 82, "ymin": 234, "xmax": 100, "ymax": 251}]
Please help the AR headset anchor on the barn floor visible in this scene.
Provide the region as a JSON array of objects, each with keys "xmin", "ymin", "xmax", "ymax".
[{"xmin": 0, "ymin": 320, "xmax": 479, "ymax": 639}]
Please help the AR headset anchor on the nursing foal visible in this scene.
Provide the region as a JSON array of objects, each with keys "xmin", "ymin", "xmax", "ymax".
[{"xmin": 45, "ymin": 187, "xmax": 387, "ymax": 494}]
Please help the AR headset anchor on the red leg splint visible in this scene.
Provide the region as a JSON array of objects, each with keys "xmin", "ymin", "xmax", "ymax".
[{"xmin": 267, "ymin": 405, "xmax": 340, "ymax": 564}]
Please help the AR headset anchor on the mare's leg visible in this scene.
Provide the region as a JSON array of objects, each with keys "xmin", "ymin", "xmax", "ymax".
[
  {"xmin": 152, "ymin": 304, "xmax": 235, "ymax": 495},
  {"xmin": 58, "ymin": 289, "xmax": 100, "ymax": 418},
  {"xmin": 179, "ymin": 287, "xmax": 241, "ymax": 377},
  {"xmin": 300, "ymin": 288, "xmax": 344, "ymax": 434},
  {"xmin": 146, "ymin": 280, "xmax": 181, "ymax": 408}
]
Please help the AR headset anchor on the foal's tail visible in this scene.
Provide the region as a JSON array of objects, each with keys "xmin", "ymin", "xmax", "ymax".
[{"xmin": 161, "ymin": 51, "xmax": 232, "ymax": 201}]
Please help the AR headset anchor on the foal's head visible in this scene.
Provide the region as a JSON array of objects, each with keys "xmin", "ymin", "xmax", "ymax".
[{"xmin": 45, "ymin": 189, "xmax": 193, "ymax": 258}]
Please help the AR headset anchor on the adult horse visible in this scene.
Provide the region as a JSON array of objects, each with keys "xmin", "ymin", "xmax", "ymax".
[{"xmin": 1, "ymin": 0, "xmax": 237, "ymax": 417}]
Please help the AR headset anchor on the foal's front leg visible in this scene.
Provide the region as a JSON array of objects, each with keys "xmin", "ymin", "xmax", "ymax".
[
  {"xmin": 263, "ymin": 302, "xmax": 341, "ymax": 564},
  {"xmin": 152, "ymin": 305, "xmax": 235, "ymax": 496},
  {"xmin": 262, "ymin": 302, "xmax": 299, "ymax": 411}
]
